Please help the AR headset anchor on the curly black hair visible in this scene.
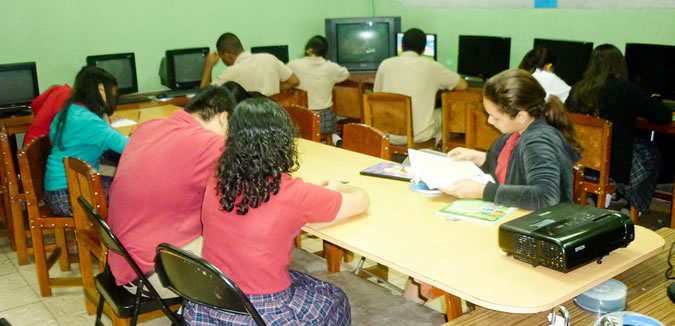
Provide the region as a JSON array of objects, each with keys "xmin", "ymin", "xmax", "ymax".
[{"xmin": 216, "ymin": 97, "xmax": 299, "ymax": 215}]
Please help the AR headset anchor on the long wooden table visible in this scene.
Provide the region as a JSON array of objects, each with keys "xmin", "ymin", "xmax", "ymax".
[
  {"xmin": 293, "ymin": 139, "xmax": 665, "ymax": 315},
  {"xmin": 443, "ymin": 227, "xmax": 675, "ymax": 325}
]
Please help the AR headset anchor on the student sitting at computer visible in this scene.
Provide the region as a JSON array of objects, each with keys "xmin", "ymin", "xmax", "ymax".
[
  {"xmin": 107, "ymin": 85, "xmax": 239, "ymax": 298},
  {"xmin": 200, "ymin": 32, "xmax": 299, "ymax": 96},
  {"xmin": 24, "ymin": 84, "xmax": 72, "ymax": 146},
  {"xmin": 519, "ymin": 45, "xmax": 571, "ymax": 102},
  {"xmin": 442, "ymin": 69, "xmax": 582, "ymax": 211},
  {"xmin": 188, "ymin": 97, "xmax": 370, "ymax": 325},
  {"xmin": 287, "ymin": 35, "xmax": 349, "ymax": 143},
  {"xmin": 566, "ymin": 44, "xmax": 672, "ymax": 215},
  {"xmin": 44, "ymin": 66, "xmax": 128, "ymax": 216},
  {"xmin": 374, "ymin": 28, "xmax": 468, "ymax": 146}
]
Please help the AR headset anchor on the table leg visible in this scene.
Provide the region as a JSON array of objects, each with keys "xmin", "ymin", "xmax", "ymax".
[{"xmin": 324, "ymin": 242, "xmax": 344, "ymax": 273}]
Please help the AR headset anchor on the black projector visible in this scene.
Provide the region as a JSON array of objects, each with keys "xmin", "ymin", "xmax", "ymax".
[{"xmin": 498, "ymin": 203, "xmax": 635, "ymax": 273}]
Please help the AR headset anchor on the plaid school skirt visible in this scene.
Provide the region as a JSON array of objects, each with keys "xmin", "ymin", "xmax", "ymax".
[
  {"xmin": 613, "ymin": 138, "xmax": 662, "ymax": 214},
  {"xmin": 44, "ymin": 175, "xmax": 113, "ymax": 216},
  {"xmin": 317, "ymin": 108, "xmax": 337, "ymax": 134},
  {"xmin": 183, "ymin": 270, "xmax": 351, "ymax": 326}
]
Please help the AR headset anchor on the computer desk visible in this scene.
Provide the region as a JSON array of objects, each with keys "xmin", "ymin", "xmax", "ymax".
[{"xmin": 293, "ymin": 139, "xmax": 665, "ymax": 315}]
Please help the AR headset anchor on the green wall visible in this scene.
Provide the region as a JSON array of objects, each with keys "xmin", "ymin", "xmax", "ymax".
[
  {"xmin": 2, "ymin": 0, "xmax": 674, "ymax": 93},
  {"xmin": 373, "ymin": 1, "xmax": 675, "ymax": 72}
]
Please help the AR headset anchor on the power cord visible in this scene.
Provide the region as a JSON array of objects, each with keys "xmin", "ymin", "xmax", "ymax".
[{"xmin": 666, "ymin": 241, "xmax": 675, "ymax": 280}]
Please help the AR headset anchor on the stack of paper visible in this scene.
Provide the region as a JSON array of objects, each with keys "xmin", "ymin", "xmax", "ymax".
[{"xmin": 407, "ymin": 148, "xmax": 494, "ymax": 189}]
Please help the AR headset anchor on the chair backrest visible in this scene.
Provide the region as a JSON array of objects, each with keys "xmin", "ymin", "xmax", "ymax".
[
  {"xmin": 568, "ymin": 113, "xmax": 613, "ymax": 185},
  {"xmin": 342, "ymin": 123, "xmax": 391, "ymax": 160},
  {"xmin": 465, "ymin": 105, "xmax": 501, "ymax": 151},
  {"xmin": 441, "ymin": 90, "xmax": 481, "ymax": 151},
  {"xmin": 331, "ymin": 80, "xmax": 364, "ymax": 120},
  {"xmin": 363, "ymin": 92, "xmax": 413, "ymax": 147},
  {"xmin": 154, "ymin": 243, "xmax": 267, "ymax": 326},
  {"xmin": 282, "ymin": 104, "xmax": 321, "ymax": 142},
  {"xmin": 270, "ymin": 88, "xmax": 308, "ymax": 108},
  {"xmin": 17, "ymin": 136, "xmax": 51, "ymax": 217},
  {"xmin": 65, "ymin": 157, "xmax": 107, "ymax": 232},
  {"xmin": 0, "ymin": 124, "xmax": 17, "ymax": 225}
]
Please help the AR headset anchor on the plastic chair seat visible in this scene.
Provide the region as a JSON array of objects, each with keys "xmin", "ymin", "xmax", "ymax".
[{"xmin": 94, "ymin": 271, "xmax": 182, "ymax": 318}]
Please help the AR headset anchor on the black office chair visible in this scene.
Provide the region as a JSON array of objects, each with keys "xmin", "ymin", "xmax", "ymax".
[
  {"xmin": 154, "ymin": 243, "xmax": 267, "ymax": 326},
  {"xmin": 77, "ymin": 197, "xmax": 182, "ymax": 326}
]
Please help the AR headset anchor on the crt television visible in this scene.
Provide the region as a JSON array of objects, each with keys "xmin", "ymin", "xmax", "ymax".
[
  {"xmin": 86, "ymin": 52, "xmax": 138, "ymax": 95},
  {"xmin": 625, "ymin": 43, "xmax": 675, "ymax": 100},
  {"xmin": 396, "ymin": 32, "xmax": 437, "ymax": 61},
  {"xmin": 160, "ymin": 47, "xmax": 209, "ymax": 90},
  {"xmin": 0, "ymin": 62, "xmax": 39, "ymax": 108},
  {"xmin": 251, "ymin": 45, "xmax": 289, "ymax": 64},
  {"xmin": 458, "ymin": 35, "xmax": 511, "ymax": 80},
  {"xmin": 533, "ymin": 38, "xmax": 593, "ymax": 86},
  {"xmin": 325, "ymin": 17, "xmax": 401, "ymax": 72}
]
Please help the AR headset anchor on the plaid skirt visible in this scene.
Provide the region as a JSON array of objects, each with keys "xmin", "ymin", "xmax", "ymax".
[
  {"xmin": 183, "ymin": 270, "xmax": 351, "ymax": 326},
  {"xmin": 44, "ymin": 175, "xmax": 113, "ymax": 216},
  {"xmin": 317, "ymin": 108, "xmax": 337, "ymax": 134},
  {"xmin": 612, "ymin": 138, "xmax": 662, "ymax": 214}
]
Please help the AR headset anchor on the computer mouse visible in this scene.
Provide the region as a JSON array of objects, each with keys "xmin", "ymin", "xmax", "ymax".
[{"xmin": 668, "ymin": 282, "xmax": 675, "ymax": 303}]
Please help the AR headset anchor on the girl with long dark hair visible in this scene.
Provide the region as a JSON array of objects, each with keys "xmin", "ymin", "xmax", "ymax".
[{"xmin": 519, "ymin": 45, "xmax": 571, "ymax": 102}]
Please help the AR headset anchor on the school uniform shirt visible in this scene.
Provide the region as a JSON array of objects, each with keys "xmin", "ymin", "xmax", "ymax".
[
  {"xmin": 532, "ymin": 68, "xmax": 571, "ymax": 102},
  {"xmin": 107, "ymin": 110, "xmax": 225, "ymax": 286},
  {"xmin": 45, "ymin": 103, "xmax": 128, "ymax": 191},
  {"xmin": 201, "ymin": 174, "xmax": 342, "ymax": 295},
  {"xmin": 374, "ymin": 51, "xmax": 461, "ymax": 142},
  {"xmin": 24, "ymin": 84, "xmax": 72, "ymax": 146},
  {"xmin": 211, "ymin": 51, "xmax": 293, "ymax": 96},
  {"xmin": 287, "ymin": 56, "xmax": 349, "ymax": 110}
]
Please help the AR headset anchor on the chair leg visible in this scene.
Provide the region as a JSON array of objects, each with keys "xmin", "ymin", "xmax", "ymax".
[
  {"xmin": 78, "ymin": 244, "xmax": 96, "ymax": 314},
  {"xmin": 596, "ymin": 191, "xmax": 607, "ymax": 208},
  {"xmin": 11, "ymin": 201, "xmax": 28, "ymax": 265},
  {"xmin": 130, "ymin": 281, "xmax": 144, "ymax": 326},
  {"xmin": 444, "ymin": 292, "xmax": 463, "ymax": 321},
  {"xmin": 95, "ymin": 294, "xmax": 105, "ymax": 326},
  {"xmin": 31, "ymin": 224, "xmax": 52, "ymax": 297},
  {"xmin": 55, "ymin": 227, "xmax": 70, "ymax": 272},
  {"xmin": 629, "ymin": 206, "xmax": 639, "ymax": 225}
]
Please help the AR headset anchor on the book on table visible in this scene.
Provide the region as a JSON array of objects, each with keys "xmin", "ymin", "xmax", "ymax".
[
  {"xmin": 437, "ymin": 199, "xmax": 517, "ymax": 224},
  {"xmin": 407, "ymin": 148, "xmax": 494, "ymax": 189},
  {"xmin": 359, "ymin": 161, "xmax": 411, "ymax": 181}
]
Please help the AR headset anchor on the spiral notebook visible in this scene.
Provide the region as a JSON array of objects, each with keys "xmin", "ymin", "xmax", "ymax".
[{"xmin": 359, "ymin": 162, "xmax": 411, "ymax": 181}]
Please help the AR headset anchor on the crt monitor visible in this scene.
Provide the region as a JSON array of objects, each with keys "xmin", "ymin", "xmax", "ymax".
[
  {"xmin": 533, "ymin": 38, "xmax": 593, "ymax": 86},
  {"xmin": 251, "ymin": 45, "xmax": 289, "ymax": 64},
  {"xmin": 86, "ymin": 52, "xmax": 138, "ymax": 95},
  {"xmin": 625, "ymin": 43, "xmax": 675, "ymax": 100},
  {"xmin": 160, "ymin": 47, "xmax": 209, "ymax": 90},
  {"xmin": 458, "ymin": 35, "xmax": 511, "ymax": 80},
  {"xmin": 396, "ymin": 32, "xmax": 437, "ymax": 60},
  {"xmin": 0, "ymin": 62, "xmax": 39, "ymax": 108},
  {"xmin": 325, "ymin": 17, "xmax": 401, "ymax": 72}
]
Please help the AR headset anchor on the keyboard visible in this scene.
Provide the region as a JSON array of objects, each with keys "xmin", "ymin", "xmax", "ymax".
[
  {"xmin": 0, "ymin": 106, "xmax": 32, "ymax": 119},
  {"xmin": 663, "ymin": 100, "xmax": 675, "ymax": 112},
  {"xmin": 118, "ymin": 95, "xmax": 154, "ymax": 105},
  {"xmin": 158, "ymin": 88, "xmax": 198, "ymax": 98}
]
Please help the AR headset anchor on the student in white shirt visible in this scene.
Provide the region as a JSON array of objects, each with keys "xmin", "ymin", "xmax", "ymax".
[
  {"xmin": 519, "ymin": 45, "xmax": 571, "ymax": 102},
  {"xmin": 374, "ymin": 28, "xmax": 467, "ymax": 146},
  {"xmin": 200, "ymin": 32, "xmax": 299, "ymax": 96},
  {"xmin": 287, "ymin": 35, "xmax": 349, "ymax": 139}
]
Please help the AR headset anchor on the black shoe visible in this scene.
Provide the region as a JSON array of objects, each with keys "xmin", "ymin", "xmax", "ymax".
[{"xmin": 335, "ymin": 140, "xmax": 343, "ymax": 148}]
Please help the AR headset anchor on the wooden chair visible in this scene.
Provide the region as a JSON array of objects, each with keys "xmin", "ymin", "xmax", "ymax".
[
  {"xmin": 465, "ymin": 104, "xmax": 501, "ymax": 151},
  {"xmin": 64, "ymin": 157, "xmax": 107, "ymax": 315},
  {"xmin": 363, "ymin": 92, "xmax": 435, "ymax": 155},
  {"xmin": 441, "ymin": 90, "xmax": 482, "ymax": 152},
  {"xmin": 17, "ymin": 136, "xmax": 80, "ymax": 297},
  {"xmin": 0, "ymin": 123, "xmax": 20, "ymax": 255},
  {"xmin": 342, "ymin": 123, "xmax": 391, "ymax": 161},
  {"xmin": 281, "ymin": 104, "xmax": 322, "ymax": 143},
  {"xmin": 568, "ymin": 113, "xmax": 639, "ymax": 223},
  {"xmin": 269, "ymin": 88, "xmax": 308, "ymax": 108},
  {"xmin": 331, "ymin": 80, "xmax": 364, "ymax": 132}
]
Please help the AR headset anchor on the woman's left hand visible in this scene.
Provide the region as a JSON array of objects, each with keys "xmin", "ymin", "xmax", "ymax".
[{"xmin": 439, "ymin": 179, "xmax": 486, "ymax": 199}]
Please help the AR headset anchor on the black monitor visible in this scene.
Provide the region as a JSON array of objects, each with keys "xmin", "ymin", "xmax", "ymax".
[
  {"xmin": 396, "ymin": 32, "xmax": 437, "ymax": 61},
  {"xmin": 625, "ymin": 43, "xmax": 675, "ymax": 100},
  {"xmin": 533, "ymin": 38, "xmax": 593, "ymax": 85},
  {"xmin": 86, "ymin": 52, "xmax": 138, "ymax": 95},
  {"xmin": 251, "ymin": 45, "xmax": 289, "ymax": 64},
  {"xmin": 160, "ymin": 47, "xmax": 209, "ymax": 90},
  {"xmin": 325, "ymin": 17, "xmax": 401, "ymax": 72},
  {"xmin": 0, "ymin": 62, "xmax": 39, "ymax": 108},
  {"xmin": 458, "ymin": 35, "xmax": 511, "ymax": 80}
]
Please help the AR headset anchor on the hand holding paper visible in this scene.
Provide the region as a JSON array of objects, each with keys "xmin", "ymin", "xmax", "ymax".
[{"xmin": 408, "ymin": 149, "xmax": 494, "ymax": 190}]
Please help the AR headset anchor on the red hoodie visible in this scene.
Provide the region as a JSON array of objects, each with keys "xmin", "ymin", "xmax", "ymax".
[{"xmin": 24, "ymin": 85, "xmax": 72, "ymax": 145}]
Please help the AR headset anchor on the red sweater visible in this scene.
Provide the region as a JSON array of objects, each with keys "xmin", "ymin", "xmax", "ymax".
[{"xmin": 24, "ymin": 85, "xmax": 72, "ymax": 145}]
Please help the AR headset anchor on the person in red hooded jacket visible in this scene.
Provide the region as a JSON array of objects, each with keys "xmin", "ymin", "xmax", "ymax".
[{"xmin": 23, "ymin": 84, "xmax": 72, "ymax": 146}]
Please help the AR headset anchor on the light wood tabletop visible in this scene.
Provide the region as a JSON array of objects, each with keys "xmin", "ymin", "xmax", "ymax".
[
  {"xmin": 112, "ymin": 105, "xmax": 182, "ymax": 136},
  {"xmin": 293, "ymin": 139, "xmax": 666, "ymax": 314}
]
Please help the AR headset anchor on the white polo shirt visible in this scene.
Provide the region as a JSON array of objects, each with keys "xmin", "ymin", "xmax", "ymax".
[
  {"xmin": 374, "ymin": 51, "xmax": 460, "ymax": 141},
  {"xmin": 212, "ymin": 51, "xmax": 293, "ymax": 96},
  {"xmin": 532, "ymin": 68, "xmax": 571, "ymax": 102},
  {"xmin": 287, "ymin": 56, "xmax": 349, "ymax": 111}
]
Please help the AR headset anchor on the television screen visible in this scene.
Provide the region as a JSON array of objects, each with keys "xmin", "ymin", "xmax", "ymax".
[
  {"xmin": 161, "ymin": 47, "xmax": 209, "ymax": 90},
  {"xmin": 396, "ymin": 33, "xmax": 437, "ymax": 60},
  {"xmin": 86, "ymin": 53, "xmax": 138, "ymax": 95},
  {"xmin": 625, "ymin": 43, "xmax": 675, "ymax": 100},
  {"xmin": 458, "ymin": 35, "xmax": 511, "ymax": 80},
  {"xmin": 251, "ymin": 45, "xmax": 289, "ymax": 63},
  {"xmin": 0, "ymin": 62, "xmax": 39, "ymax": 107},
  {"xmin": 325, "ymin": 17, "xmax": 401, "ymax": 72},
  {"xmin": 533, "ymin": 38, "xmax": 593, "ymax": 86}
]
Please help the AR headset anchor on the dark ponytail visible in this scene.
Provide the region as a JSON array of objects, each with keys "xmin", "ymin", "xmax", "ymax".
[{"xmin": 543, "ymin": 96, "xmax": 583, "ymax": 154}]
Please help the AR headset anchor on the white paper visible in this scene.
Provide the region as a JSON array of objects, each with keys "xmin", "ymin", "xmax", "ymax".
[
  {"xmin": 407, "ymin": 149, "xmax": 494, "ymax": 189},
  {"xmin": 111, "ymin": 119, "xmax": 137, "ymax": 128}
]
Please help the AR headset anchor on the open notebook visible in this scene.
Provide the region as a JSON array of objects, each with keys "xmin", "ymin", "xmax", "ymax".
[{"xmin": 407, "ymin": 148, "xmax": 494, "ymax": 189}]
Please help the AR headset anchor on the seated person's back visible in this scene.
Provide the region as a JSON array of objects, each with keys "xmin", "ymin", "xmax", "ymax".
[{"xmin": 24, "ymin": 84, "xmax": 72, "ymax": 146}]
